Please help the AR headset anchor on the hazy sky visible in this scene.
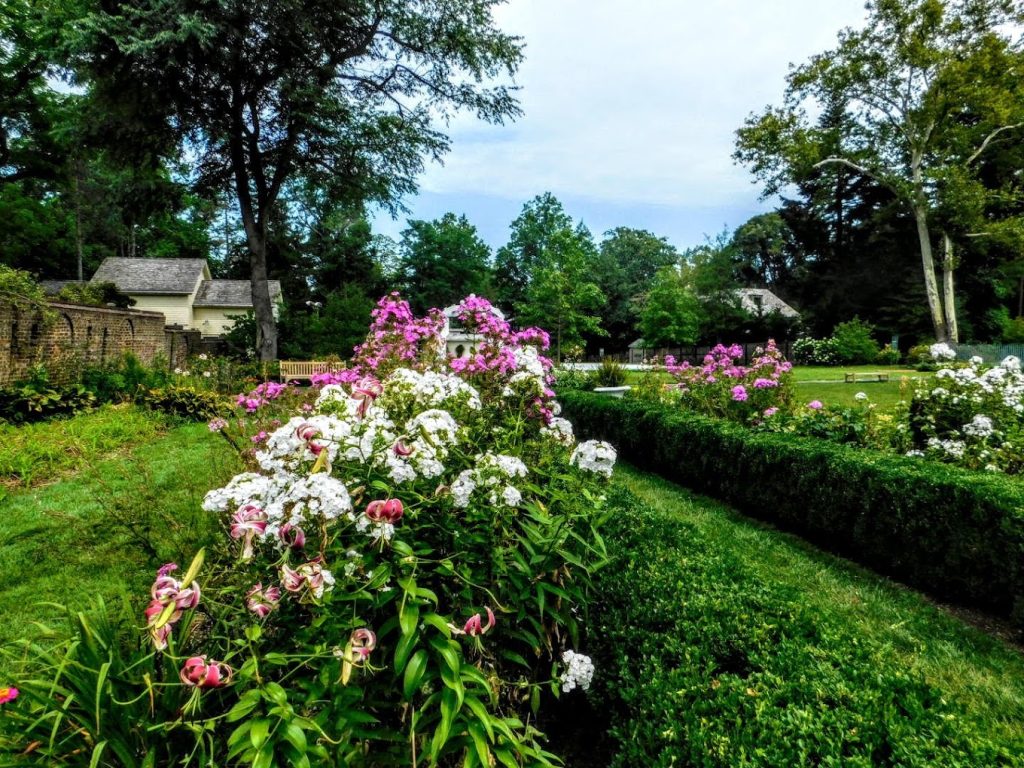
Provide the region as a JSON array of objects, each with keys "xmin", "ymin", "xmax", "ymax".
[{"xmin": 372, "ymin": 0, "xmax": 870, "ymax": 252}]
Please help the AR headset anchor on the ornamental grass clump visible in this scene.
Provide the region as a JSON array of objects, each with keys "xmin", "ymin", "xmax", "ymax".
[
  {"xmin": 0, "ymin": 294, "xmax": 615, "ymax": 767},
  {"xmin": 662, "ymin": 340, "xmax": 793, "ymax": 421},
  {"xmin": 909, "ymin": 354, "xmax": 1024, "ymax": 473}
]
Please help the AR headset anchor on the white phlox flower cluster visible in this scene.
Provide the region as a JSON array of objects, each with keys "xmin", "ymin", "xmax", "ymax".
[
  {"xmin": 560, "ymin": 650, "xmax": 595, "ymax": 692},
  {"xmin": 380, "ymin": 408, "xmax": 462, "ymax": 484},
  {"xmin": 204, "ymin": 470, "xmax": 354, "ymax": 545},
  {"xmin": 383, "ymin": 368, "xmax": 482, "ymax": 411},
  {"xmin": 963, "ymin": 414, "xmax": 995, "ymax": 438},
  {"xmin": 541, "ymin": 417, "xmax": 575, "ymax": 446},
  {"xmin": 255, "ymin": 415, "xmax": 350, "ymax": 472},
  {"xmin": 927, "ymin": 437, "xmax": 966, "ymax": 459},
  {"xmin": 570, "ymin": 440, "xmax": 617, "ymax": 478},
  {"xmin": 450, "ymin": 452, "xmax": 528, "ymax": 508},
  {"xmin": 356, "ymin": 515, "xmax": 396, "ymax": 543},
  {"xmin": 203, "ymin": 472, "xmax": 277, "ymax": 513},
  {"xmin": 929, "ymin": 342, "xmax": 956, "ymax": 361}
]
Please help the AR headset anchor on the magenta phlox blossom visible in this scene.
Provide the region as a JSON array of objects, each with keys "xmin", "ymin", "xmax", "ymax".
[
  {"xmin": 237, "ymin": 381, "xmax": 288, "ymax": 412},
  {"xmin": 731, "ymin": 385, "xmax": 748, "ymax": 402},
  {"xmin": 807, "ymin": 400, "xmax": 824, "ymax": 410}
]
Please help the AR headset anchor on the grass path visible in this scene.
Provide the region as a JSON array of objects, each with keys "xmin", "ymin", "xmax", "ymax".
[
  {"xmin": 0, "ymin": 417, "xmax": 240, "ymax": 674},
  {"xmin": 615, "ymin": 463, "xmax": 1024, "ymax": 746}
]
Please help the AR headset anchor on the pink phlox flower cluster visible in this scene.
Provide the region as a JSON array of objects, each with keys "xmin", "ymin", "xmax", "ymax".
[
  {"xmin": 145, "ymin": 563, "xmax": 200, "ymax": 650},
  {"xmin": 237, "ymin": 381, "xmax": 288, "ymax": 412},
  {"xmin": 350, "ymin": 293, "xmax": 446, "ymax": 374},
  {"xmin": 310, "ymin": 369, "xmax": 361, "ymax": 388},
  {"xmin": 731, "ymin": 385, "xmax": 748, "ymax": 402}
]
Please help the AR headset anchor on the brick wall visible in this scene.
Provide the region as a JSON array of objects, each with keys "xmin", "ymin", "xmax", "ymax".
[{"xmin": 0, "ymin": 300, "xmax": 168, "ymax": 387}]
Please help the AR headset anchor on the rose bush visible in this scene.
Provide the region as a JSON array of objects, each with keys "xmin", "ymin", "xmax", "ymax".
[{"xmin": 1, "ymin": 294, "xmax": 614, "ymax": 767}]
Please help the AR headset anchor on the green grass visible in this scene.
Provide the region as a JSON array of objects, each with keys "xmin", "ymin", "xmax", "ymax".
[
  {"xmin": 0, "ymin": 413, "xmax": 241, "ymax": 675},
  {"xmin": 793, "ymin": 366, "xmax": 932, "ymax": 411},
  {"xmin": 0, "ymin": 405, "xmax": 171, "ymax": 491},
  {"xmin": 614, "ymin": 463, "xmax": 1024, "ymax": 748}
]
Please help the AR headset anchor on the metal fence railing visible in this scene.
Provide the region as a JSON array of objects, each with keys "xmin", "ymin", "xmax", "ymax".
[{"xmin": 950, "ymin": 344, "xmax": 1024, "ymax": 363}]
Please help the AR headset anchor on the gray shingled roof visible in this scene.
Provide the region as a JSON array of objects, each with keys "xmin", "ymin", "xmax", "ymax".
[
  {"xmin": 193, "ymin": 280, "xmax": 282, "ymax": 307},
  {"xmin": 738, "ymin": 288, "xmax": 800, "ymax": 318},
  {"xmin": 91, "ymin": 257, "xmax": 208, "ymax": 294}
]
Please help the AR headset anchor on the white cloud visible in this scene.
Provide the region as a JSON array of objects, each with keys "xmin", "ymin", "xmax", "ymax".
[{"xmin": 418, "ymin": 0, "xmax": 868, "ymax": 209}]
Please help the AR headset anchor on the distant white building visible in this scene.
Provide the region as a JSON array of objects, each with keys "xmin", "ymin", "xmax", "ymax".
[
  {"xmin": 736, "ymin": 288, "xmax": 800, "ymax": 318},
  {"xmin": 442, "ymin": 302, "xmax": 506, "ymax": 358}
]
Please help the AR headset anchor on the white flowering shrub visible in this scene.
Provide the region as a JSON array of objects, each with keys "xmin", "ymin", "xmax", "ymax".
[
  {"xmin": 909, "ymin": 355, "xmax": 1024, "ymax": 473},
  {"xmin": 3, "ymin": 295, "xmax": 615, "ymax": 767}
]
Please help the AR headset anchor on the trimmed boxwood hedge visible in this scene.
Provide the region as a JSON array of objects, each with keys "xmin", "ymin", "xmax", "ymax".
[
  {"xmin": 580, "ymin": 488, "xmax": 1022, "ymax": 766},
  {"xmin": 561, "ymin": 392, "xmax": 1024, "ymax": 622}
]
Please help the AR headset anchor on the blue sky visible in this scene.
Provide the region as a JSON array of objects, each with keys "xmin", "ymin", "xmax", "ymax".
[{"xmin": 372, "ymin": 0, "xmax": 869, "ymax": 252}]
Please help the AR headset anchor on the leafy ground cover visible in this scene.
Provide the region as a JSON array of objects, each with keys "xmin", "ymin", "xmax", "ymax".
[
  {"xmin": 577, "ymin": 467, "xmax": 1024, "ymax": 765},
  {"xmin": 0, "ymin": 415, "xmax": 240, "ymax": 674}
]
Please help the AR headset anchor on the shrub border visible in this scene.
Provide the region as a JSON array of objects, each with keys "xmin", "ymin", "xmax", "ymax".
[{"xmin": 562, "ymin": 392, "xmax": 1024, "ymax": 621}]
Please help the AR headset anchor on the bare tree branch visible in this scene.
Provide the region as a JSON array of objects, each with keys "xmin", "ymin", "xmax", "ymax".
[{"xmin": 965, "ymin": 122, "xmax": 1024, "ymax": 166}]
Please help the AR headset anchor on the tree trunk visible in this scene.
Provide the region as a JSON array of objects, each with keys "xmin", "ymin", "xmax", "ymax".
[
  {"xmin": 912, "ymin": 203, "xmax": 948, "ymax": 342},
  {"xmin": 73, "ymin": 161, "xmax": 84, "ymax": 282},
  {"xmin": 941, "ymin": 233, "xmax": 958, "ymax": 344},
  {"xmin": 247, "ymin": 235, "xmax": 278, "ymax": 361}
]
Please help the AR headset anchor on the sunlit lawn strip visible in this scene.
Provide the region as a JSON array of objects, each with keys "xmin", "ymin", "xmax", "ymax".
[{"xmin": 0, "ymin": 405, "xmax": 170, "ymax": 490}]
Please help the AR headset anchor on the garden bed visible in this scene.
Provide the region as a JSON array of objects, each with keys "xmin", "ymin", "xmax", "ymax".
[{"xmin": 561, "ymin": 392, "xmax": 1024, "ymax": 623}]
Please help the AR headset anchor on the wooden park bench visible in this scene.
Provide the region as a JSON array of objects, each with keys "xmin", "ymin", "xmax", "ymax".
[
  {"xmin": 279, "ymin": 360, "xmax": 343, "ymax": 383},
  {"xmin": 844, "ymin": 371, "xmax": 890, "ymax": 383}
]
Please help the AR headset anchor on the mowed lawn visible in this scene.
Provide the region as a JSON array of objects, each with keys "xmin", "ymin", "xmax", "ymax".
[
  {"xmin": 793, "ymin": 365, "xmax": 932, "ymax": 410},
  {"xmin": 0, "ymin": 408, "xmax": 240, "ymax": 675},
  {"xmin": 615, "ymin": 464, "xmax": 1024, "ymax": 750}
]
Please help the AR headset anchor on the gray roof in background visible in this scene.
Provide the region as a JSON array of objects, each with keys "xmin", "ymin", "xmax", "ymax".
[
  {"xmin": 738, "ymin": 288, "xmax": 800, "ymax": 318},
  {"xmin": 91, "ymin": 257, "xmax": 208, "ymax": 294},
  {"xmin": 39, "ymin": 280, "xmax": 84, "ymax": 296},
  {"xmin": 193, "ymin": 280, "xmax": 282, "ymax": 307}
]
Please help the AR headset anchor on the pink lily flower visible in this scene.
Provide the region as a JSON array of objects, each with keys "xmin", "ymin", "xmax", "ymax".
[
  {"xmin": 295, "ymin": 422, "xmax": 320, "ymax": 442},
  {"xmin": 463, "ymin": 607, "xmax": 496, "ymax": 637},
  {"xmin": 179, "ymin": 656, "xmax": 233, "ymax": 688},
  {"xmin": 278, "ymin": 522, "xmax": 306, "ymax": 550},
  {"xmin": 365, "ymin": 499, "xmax": 404, "ymax": 525},
  {"xmin": 246, "ymin": 583, "xmax": 281, "ymax": 618},
  {"xmin": 392, "ymin": 440, "xmax": 414, "ymax": 457},
  {"xmin": 350, "ymin": 628, "xmax": 377, "ymax": 661},
  {"xmin": 352, "ymin": 377, "xmax": 382, "ymax": 417},
  {"xmin": 281, "ymin": 558, "xmax": 333, "ymax": 598},
  {"xmin": 230, "ymin": 505, "xmax": 268, "ymax": 559}
]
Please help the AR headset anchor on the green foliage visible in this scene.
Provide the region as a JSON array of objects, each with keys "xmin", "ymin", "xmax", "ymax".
[
  {"xmin": 494, "ymin": 193, "xmax": 574, "ymax": 311},
  {"xmin": 876, "ymin": 343, "xmax": 902, "ymax": 365},
  {"xmin": 278, "ymin": 286, "xmax": 377, "ymax": 360},
  {"xmin": 80, "ymin": 352, "xmax": 170, "ymax": 402},
  {"xmin": 55, "ymin": 280, "xmax": 135, "ymax": 308},
  {"xmin": 831, "ymin": 317, "xmax": 880, "ymax": 364},
  {"xmin": 592, "ymin": 357, "xmax": 627, "ymax": 388},
  {"xmin": 792, "ymin": 336, "xmax": 840, "ymax": 365},
  {"xmin": 1002, "ymin": 316, "xmax": 1024, "ymax": 343},
  {"xmin": 0, "ymin": 383, "xmax": 95, "ymax": 423},
  {"xmin": 397, "ymin": 213, "xmax": 493, "ymax": 314},
  {"xmin": 589, "ymin": 487, "xmax": 1022, "ymax": 766},
  {"xmin": 139, "ymin": 386, "xmax": 227, "ymax": 421},
  {"xmin": 638, "ymin": 265, "xmax": 700, "ymax": 348},
  {"xmin": 551, "ymin": 366, "xmax": 594, "ymax": 392},
  {"xmin": 516, "ymin": 224, "xmax": 607, "ymax": 361},
  {"xmin": 0, "ymin": 263, "xmax": 48, "ymax": 311},
  {"xmin": 561, "ymin": 392, "xmax": 1024, "ymax": 623},
  {"xmin": 591, "ymin": 227, "xmax": 680, "ymax": 350}
]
